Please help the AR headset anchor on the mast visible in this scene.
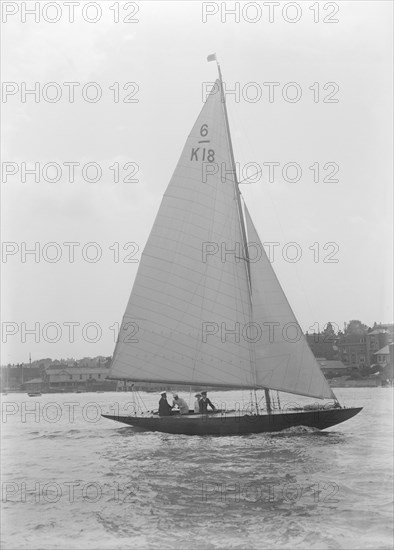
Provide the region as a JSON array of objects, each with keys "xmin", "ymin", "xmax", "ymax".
[
  {"xmin": 215, "ymin": 59, "xmax": 251, "ymax": 290},
  {"xmin": 264, "ymin": 388, "xmax": 272, "ymax": 413}
]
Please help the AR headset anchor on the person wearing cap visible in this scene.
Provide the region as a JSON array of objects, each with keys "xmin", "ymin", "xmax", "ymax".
[
  {"xmin": 199, "ymin": 391, "xmax": 216, "ymax": 413},
  {"xmin": 172, "ymin": 394, "xmax": 189, "ymax": 415},
  {"xmin": 194, "ymin": 393, "xmax": 201, "ymax": 413},
  {"xmin": 158, "ymin": 391, "xmax": 173, "ymax": 416}
]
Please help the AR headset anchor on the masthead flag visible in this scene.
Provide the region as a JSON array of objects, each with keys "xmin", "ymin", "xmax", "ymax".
[{"xmin": 207, "ymin": 53, "xmax": 217, "ymax": 62}]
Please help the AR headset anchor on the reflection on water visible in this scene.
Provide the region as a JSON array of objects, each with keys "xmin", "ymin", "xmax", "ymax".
[{"xmin": 1, "ymin": 388, "xmax": 392, "ymax": 549}]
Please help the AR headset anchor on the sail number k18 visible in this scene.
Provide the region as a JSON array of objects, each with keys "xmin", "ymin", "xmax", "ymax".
[{"xmin": 191, "ymin": 125, "xmax": 215, "ymax": 162}]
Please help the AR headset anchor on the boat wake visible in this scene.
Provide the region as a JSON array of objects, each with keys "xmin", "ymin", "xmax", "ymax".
[{"xmin": 269, "ymin": 425, "xmax": 323, "ymax": 436}]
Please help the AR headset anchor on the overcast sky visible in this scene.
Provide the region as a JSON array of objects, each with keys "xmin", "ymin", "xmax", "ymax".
[{"xmin": 1, "ymin": 0, "xmax": 393, "ymax": 364}]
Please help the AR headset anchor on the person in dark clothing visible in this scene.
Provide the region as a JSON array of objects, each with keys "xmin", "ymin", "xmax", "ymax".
[
  {"xmin": 158, "ymin": 391, "xmax": 173, "ymax": 416},
  {"xmin": 199, "ymin": 391, "xmax": 216, "ymax": 413}
]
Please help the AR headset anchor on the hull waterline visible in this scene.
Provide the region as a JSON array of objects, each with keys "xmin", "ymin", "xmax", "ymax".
[{"xmin": 102, "ymin": 407, "xmax": 363, "ymax": 435}]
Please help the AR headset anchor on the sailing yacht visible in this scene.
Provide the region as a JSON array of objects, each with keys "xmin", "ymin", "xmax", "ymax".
[{"xmin": 102, "ymin": 57, "xmax": 362, "ymax": 435}]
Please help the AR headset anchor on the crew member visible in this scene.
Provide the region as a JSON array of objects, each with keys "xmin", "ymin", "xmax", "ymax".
[
  {"xmin": 194, "ymin": 393, "xmax": 201, "ymax": 413},
  {"xmin": 158, "ymin": 391, "xmax": 173, "ymax": 416},
  {"xmin": 199, "ymin": 391, "xmax": 216, "ymax": 413},
  {"xmin": 172, "ymin": 394, "xmax": 189, "ymax": 415}
]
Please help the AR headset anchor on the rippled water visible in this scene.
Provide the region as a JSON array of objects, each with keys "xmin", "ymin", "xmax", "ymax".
[{"xmin": 1, "ymin": 388, "xmax": 393, "ymax": 549}]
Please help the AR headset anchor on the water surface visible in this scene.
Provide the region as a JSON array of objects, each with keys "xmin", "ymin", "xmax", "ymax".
[{"xmin": 1, "ymin": 388, "xmax": 393, "ymax": 549}]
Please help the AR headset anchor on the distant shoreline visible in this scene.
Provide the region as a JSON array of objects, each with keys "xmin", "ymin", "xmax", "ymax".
[
  {"xmin": 329, "ymin": 377, "xmax": 389, "ymax": 388},
  {"xmin": 3, "ymin": 383, "xmax": 392, "ymax": 396}
]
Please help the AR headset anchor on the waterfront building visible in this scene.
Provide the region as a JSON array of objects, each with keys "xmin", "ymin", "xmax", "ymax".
[
  {"xmin": 317, "ymin": 359, "xmax": 355, "ymax": 378},
  {"xmin": 366, "ymin": 329, "xmax": 393, "ymax": 366},
  {"xmin": 338, "ymin": 334, "xmax": 368, "ymax": 367},
  {"xmin": 43, "ymin": 366, "xmax": 116, "ymax": 391},
  {"xmin": 374, "ymin": 345, "xmax": 390, "ymax": 366}
]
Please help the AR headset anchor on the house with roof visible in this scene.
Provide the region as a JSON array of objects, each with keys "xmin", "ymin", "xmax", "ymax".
[
  {"xmin": 373, "ymin": 345, "xmax": 390, "ymax": 366},
  {"xmin": 338, "ymin": 334, "xmax": 368, "ymax": 367},
  {"xmin": 370, "ymin": 344, "xmax": 394, "ymax": 382},
  {"xmin": 317, "ymin": 359, "xmax": 355, "ymax": 378},
  {"xmin": 42, "ymin": 366, "xmax": 117, "ymax": 391},
  {"xmin": 366, "ymin": 329, "xmax": 393, "ymax": 365}
]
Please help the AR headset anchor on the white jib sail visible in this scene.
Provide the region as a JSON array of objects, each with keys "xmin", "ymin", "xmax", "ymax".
[{"xmin": 244, "ymin": 204, "xmax": 336, "ymax": 400}]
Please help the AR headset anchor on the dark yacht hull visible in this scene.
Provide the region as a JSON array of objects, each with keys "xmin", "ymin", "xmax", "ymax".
[{"xmin": 102, "ymin": 407, "xmax": 362, "ymax": 435}]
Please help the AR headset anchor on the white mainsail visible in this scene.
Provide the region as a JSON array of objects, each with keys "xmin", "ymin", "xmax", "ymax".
[
  {"xmin": 244, "ymin": 205, "xmax": 335, "ymax": 399},
  {"xmin": 110, "ymin": 81, "xmax": 256, "ymax": 388},
  {"xmin": 109, "ymin": 72, "xmax": 335, "ymax": 400}
]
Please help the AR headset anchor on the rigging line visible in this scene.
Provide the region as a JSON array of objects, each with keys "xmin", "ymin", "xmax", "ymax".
[
  {"xmin": 240, "ymin": 193, "xmax": 258, "ymax": 395},
  {"xmin": 207, "ymin": 167, "xmax": 263, "ymax": 187},
  {"xmin": 237, "ymin": 168, "xmax": 263, "ymax": 185},
  {"xmin": 216, "ymin": 61, "xmax": 251, "ymax": 290}
]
